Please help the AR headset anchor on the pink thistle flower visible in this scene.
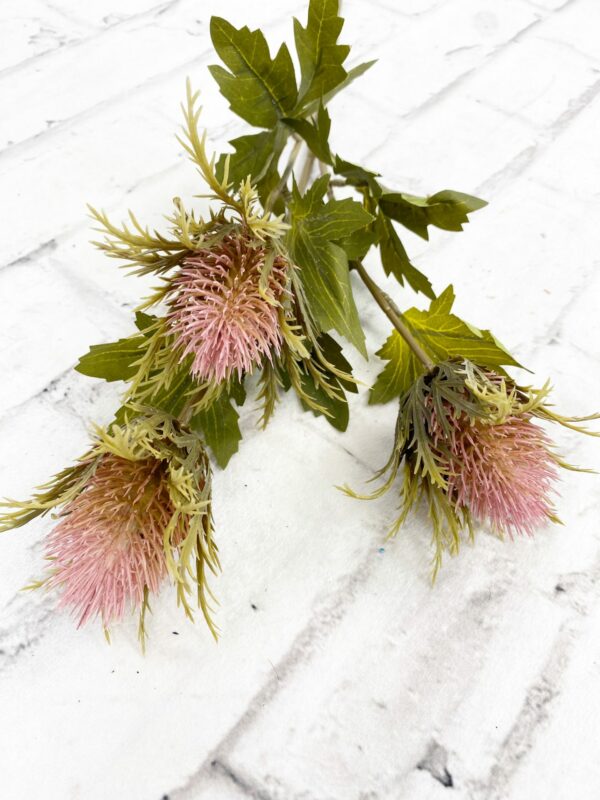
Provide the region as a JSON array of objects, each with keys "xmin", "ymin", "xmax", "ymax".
[
  {"xmin": 429, "ymin": 408, "xmax": 559, "ymax": 537},
  {"xmin": 167, "ymin": 233, "xmax": 289, "ymax": 383},
  {"xmin": 44, "ymin": 454, "xmax": 179, "ymax": 628}
]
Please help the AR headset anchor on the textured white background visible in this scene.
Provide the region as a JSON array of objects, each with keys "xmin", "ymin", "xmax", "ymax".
[{"xmin": 1, "ymin": 1, "xmax": 600, "ymax": 798}]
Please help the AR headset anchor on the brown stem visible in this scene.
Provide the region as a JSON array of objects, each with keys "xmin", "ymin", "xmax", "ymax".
[{"xmin": 353, "ymin": 260, "xmax": 435, "ymax": 371}]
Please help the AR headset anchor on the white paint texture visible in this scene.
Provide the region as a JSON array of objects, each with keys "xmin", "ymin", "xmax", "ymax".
[{"xmin": 1, "ymin": 1, "xmax": 599, "ymax": 798}]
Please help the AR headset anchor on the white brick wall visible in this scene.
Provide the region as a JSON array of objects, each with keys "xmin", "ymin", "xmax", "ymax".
[{"xmin": 1, "ymin": 1, "xmax": 599, "ymax": 798}]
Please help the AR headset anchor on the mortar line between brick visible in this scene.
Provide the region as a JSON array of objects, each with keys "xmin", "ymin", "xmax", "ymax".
[
  {"xmin": 210, "ymin": 759, "xmax": 276, "ymax": 800},
  {"xmin": 474, "ymin": 560, "xmax": 600, "ymax": 800},
  {"xmin": 169, "ymin": 544, "xmax": 382, "ymax": 799},
  {"xmin": 0, "ymin": 0, "xmax": 181, "ymax": 82},
  {"xmin": 0, "ymin": 5, "xmax": 298, "ymax": 163},
  {"xmin": 0, "ymin": 50, "xmax": 213, "ymax": 164}
]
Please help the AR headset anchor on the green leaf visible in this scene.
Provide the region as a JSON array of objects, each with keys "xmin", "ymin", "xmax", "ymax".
[
  {"xmin": 336, "ymin": 225, "xmax": 377, "ymax": 261},
  {"xmin": 370, "ymin": 285, "xmax": 521, "ymax": 403},
  {"xmin": 75, "ymin": 335, "xmax": 146, "ymax": 382},
  {"xmin": 318, "ymin": 333, "xmax": 358, "ymax": 394},
  {"xmin": 135, "ymin": 311, "xmax": 157, "ymax": 334},
  {"xmin": 333, "ymin": 156, "xmax": 382, "ymax": 196},
  {"xmin": 376, "ymin": 213, "xmax": 434, "ymax": 299},
  {"xmin": 287, "ymin": 176, "xmax": 373, "ymax": 355},
  {"xmin": 300, "ymin": 372, "xmax": 349, "ymax": 432},
  {"xmin": 216, "ymin": 132, "xmax": 273, "ymax": 185},
  {"xmin": 293, "ymin": 0, "xmax": 350, "ymax": 107},
  {"xmin": 379, "ymin": 190, "xmax": 487, "ymax": 241},
  {"xmin": 369, "ymin": 330, "xmax": 421, "ymax": 405},
  {"xmin": 319, "ymin": 59, "xmax": 377, "ymax": 107},
  {"xmin": 209, "ymin": 17, "xmax": 298, "ymax": 128},
  {"xmin": 148, "ymin": 364, "xmax": 193, "ymax": 417},
  {"xmin": 191, "ymin": 392, "xmax": 242, "ymax": 468},
  {"xmin": 283, "ymin": 104, "xmax": 332, "ymax": 164},
  {"xmin": 228, "ymin": 377, "xmax": 247, "ymax": 406}
]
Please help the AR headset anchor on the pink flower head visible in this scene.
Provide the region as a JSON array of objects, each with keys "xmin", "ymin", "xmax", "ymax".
[
  {"xmin": 429, "ymin": 408, "xmax": 559, "ymax": 536},
  {"xmin": 44, "ymin": 454, "xmax": 176, "ymax": 628},
  {"xmin": 167, "ymin": 233, "xmax": 289, "ymax": 383}
]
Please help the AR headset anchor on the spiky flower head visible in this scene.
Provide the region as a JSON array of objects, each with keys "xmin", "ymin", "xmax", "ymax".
[
  {"xmin": 166, "ymin": 231, "xmax": 289, "ymax": 383},
  {"xmin": 0, "ymin": 412, "xmax": 218, "ymax": 644},
  {"xmin": 346, "ymin": 360, "xmax": 598, "ymax": 574}
]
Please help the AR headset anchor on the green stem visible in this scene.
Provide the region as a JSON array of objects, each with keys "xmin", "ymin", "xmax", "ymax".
[
  {"xmin": 353, "ymin": 260, "xmax": 435, "ymax": 371},
  {"xmin": 297, "ymin": 150, "xmax": 316, "ymax": 193},
  {"xmin": 266, "ymin": 137, "xmax": 303, "ymax": 212}
]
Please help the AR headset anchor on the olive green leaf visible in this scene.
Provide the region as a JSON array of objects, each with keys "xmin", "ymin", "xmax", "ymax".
[
  {"xmin": 370, "ymin": 285, "xmax": 521, "ymax": 403},
  {"xmin": 283, "ymin": 103, "xmax": 332, "ymax": 164},
  {"xmin": 318, "ymin": 59, "xmax": 377, "ymax": 109},
  {"xmin": 333, "ymin": 156, "xmax": 381, "ymax": 195},
  {"xmin": 191, "ymin": 391, "xmax": 242, "ymax": 468},
  {"xmin": 376, "ymin": 213, "xmax": 434, "ymax": 299},
  {"xmin": 300, "ymin": 372, "xmax": 349, "ymax": 431},
  {"xmin": 379, "ymin": 190, "xmax": 487, "ymax": 241},
  {"xmin": 75, "ymin": 335, "xmax": 147, "ymax": 382},
  {"xmin": 293, "ymin": 0, "xmax": 350, "ymax": 108},
  {"xmin": 209, "ymin": 17, "xmax": 298, "ymax": 128},
  {"xmin": 288, "ymin": 175, "xmax": 374, "ymax": 356},
  {"xmin": 336, "ymin": 225, "xmax": 377, "ymax": 261}
]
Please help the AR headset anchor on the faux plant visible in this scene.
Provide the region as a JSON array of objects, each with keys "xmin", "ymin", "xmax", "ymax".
[{"xmin": 1, "ymin": 0, "xmax": 597, "ymax": 645}]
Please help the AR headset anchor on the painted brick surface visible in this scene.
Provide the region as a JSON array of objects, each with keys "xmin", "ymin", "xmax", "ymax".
[{"xmin": 1, "ymin": 2, "xmax": 599, "ymax": 799}]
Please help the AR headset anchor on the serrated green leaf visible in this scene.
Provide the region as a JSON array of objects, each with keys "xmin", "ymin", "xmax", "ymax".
[
  {"xmin": 336, "ymin": 225, "xmax": 377, "ymax": 261},
  {"xmin": 319, "ymin": 59, "xmax": 377, "ymax": 107},
  {"xmin": 228, "ymin": 377, "xmax": 247, "ymax": 406},
  {"xmin": 209, "ymin": 17, "xmax": 297, "ymax": 128},
  {"xmin": 288, "ymin": 176, "xmax": 373, "ymax": 355},
  {"xmin": 370, "ymin": 285, "xmax": 521, "ymax": 403},
  {"xmin": 379, "ymin": 190, "xmax": 487, "ymax": 241},
  {"xmin": 333, "ymin": 155, "xmax": 382, "ymax": 197},
  {"xmin": 301, "ymin": 376, "xmax": 349, "ymax": 431},
  {"xmin": 216, "ymin": 128, "xmax": 281, "ymax": 187},
  {"xmin": 318, "ymin": 333, "xmax": 358, "ymax": 394},
  {"xmin": 75, "ymin": 336, "xmax": 146, "ymax": 382},
  {"xmin": 376, "ymin": 213, "xmax": 434, "ymax": 299},
  {"xmin": 135, "ymin": 311, "xmax": 156, "ymax": 333},
  {"xmin": 293, "ymin": 0, "xmax": 350, "ymax": 107},
  {"xmin": 191, "ymin": 392, "xmax": 242, "ymax": 468},
  {"xmin": 369, "ymin": 330, "xmax": 421, "ymax": 405},
  {"xmin": 283, "ymin": 104, "xmax": 332, "ymax": 164}
]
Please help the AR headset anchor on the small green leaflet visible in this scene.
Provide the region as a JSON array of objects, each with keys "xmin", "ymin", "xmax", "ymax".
[
  {"xmin": 283, "ymin": 104, "xmax": 332, "ymax": 164},
  {"xmin": 376, "ymin": 213, "xmax": 434, "ymax": 299},
  {"xmin": 293, "ymin": 0, "xmax": 349, "ymax": 107},
  {"xmin": 288, "ymin": 175, "xmax": 373, "ymax": 356},
  {"xmin": 215, "ymin": 126, "xmax": 287, "ymax": 209},
  {"xmin": 317, "ymin": 59, "xmax": 377, "ymax": 110},
  {"xmin": 370, "ymin": 286, "xmax": 521, "ymax": 404},
  {"xmin": 75, "ymin": 335, "xmax": 146, "ymax": 382},
  {"xmin": 209, "ymin": 17, "xmax": 298, "ymax": 128},
  {"xmin": 191, "ymin": 391, "xmax": 242, "ymax": 468},
  {"xmin": 301, "ymin": 373, "xmax": 349, "ymax": 431},
  {"xmin": 333, "ymin": 156, "xmax": 381, "ymax": 195},
  {"xmin": 299, "ymin": 335, "xmax": 356, "ymax": 432},
  {"xmin": 216, "ymin": 128, "xmax": 284, "ymax": 188},
  {"xmin": 379, "ymin": 190, "xmax": 487, "ymax": 241}
]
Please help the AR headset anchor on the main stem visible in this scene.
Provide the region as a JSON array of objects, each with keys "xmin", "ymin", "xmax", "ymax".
[{"xmin": 352, "ymin": 260, "xmax": 435, "ymax": 371}]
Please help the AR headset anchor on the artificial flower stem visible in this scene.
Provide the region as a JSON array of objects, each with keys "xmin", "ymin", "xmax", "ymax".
[
  {"xmin": 298, "ymin": 150, "xmax": 317, "ymax": 194},
  {"xmin": 266, "ymin": 137, "xmax": 303, "ymax": 212},
  {"xmin": 353, "ymin": 260, "xmax": 436, "ymax": 371}
]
